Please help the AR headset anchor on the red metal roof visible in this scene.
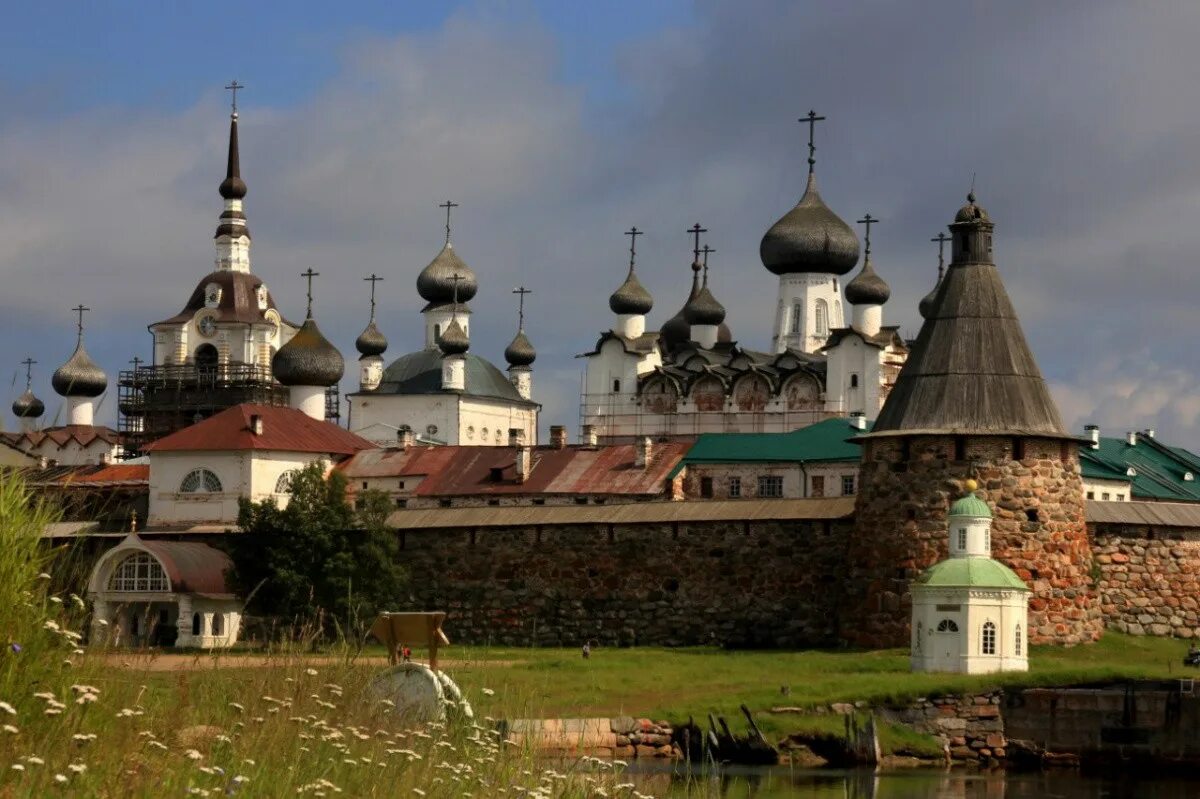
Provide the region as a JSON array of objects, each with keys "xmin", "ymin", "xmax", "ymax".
[
  {"xmin": 57, "ymin": 464, "xmax": 149, "ymax": 487},
  {"xmin": 0, "ymin": 425, "xmax": 121, "ymax": 450},
  {"xmin": 140, "ymin": 539, "xmax": 235, "ymax": 597},
  {"xmin": 338, "ymin": 441, "xmax": 689, "ymax": 497},
  {"xmin": 144, "ymin": 404, "xmax": 374, "ymax": 456}
]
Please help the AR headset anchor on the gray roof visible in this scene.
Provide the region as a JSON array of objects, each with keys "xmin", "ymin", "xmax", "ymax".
[
  {"xmin": 437, "ymin": 318, "xmax": 470, "ymax": 355},
  {"xmin": 609, "ymin": 268, "xmax": 654, "ymax": 315},
  {"xmin": 683, "ymin": 282, "xmax": 726, "ymax": 326},
  {"xmin": 869, "ymin": 196, "xmax": 1068, "ymax": 438},
  {"xmin": 52, "ymin": 342, "xmax": 107, "ymax": 398},
  {"xmin": 12, "ymin": 389, "xmax": 45, "ymax": 419},
  {"xmin": 844, "ymin": 256, "xmax": 890, "ymax": 306},
  {"xmin": 368, "ymin": 348, "xmax": 536, "ymax": 406},
  {"xmin": 151, "ymin": 270, "xmax": 293, "ymax": 328},
  {"xmin": 760, "ymin": 173, "xmax": 860, "ymax": 277},
  {"xmin": 355, "ymin": 319, "xmax": 388, "ymax": 357},
  {"xmin": 272, "ymin": 317, "xmax": 345, "ymax": 387},
  {"xmin": 416, "ymin": 243, "xmax": 478, "ymax": 306},
  {"xmin": 504, "ymin": 330, "xmax": 536, "ymax": 366}
]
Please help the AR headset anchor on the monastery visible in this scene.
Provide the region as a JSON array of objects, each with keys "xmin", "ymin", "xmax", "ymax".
[{"xmin": 7, "ymin": 90, "xmax": 1200, "ymax": 656}]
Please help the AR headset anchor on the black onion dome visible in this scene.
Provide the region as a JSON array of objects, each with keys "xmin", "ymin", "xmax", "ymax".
[
  {"xmin": 760, "ymin": 173, "xmax": 860, "ymax": 276},
  {"xmin": 437, "ymin": 318, "xmax": 470, "ymax": 356},
  {"xmin": 918, "ymin": 280, "xmax": 941, "ymax": 320},
  {"xmin": 416, "ymin": 243, "xmax": 478, "ymax": 305},
  {"xmin": 218, "ymin": 115, "xmax": 247, "ymax": 200},
  {"xmin": 504, "ymin": 330, "xmax": 536, "ymax": 366},
  {"xmin": 355, "ymin": 320, "xmax": 388, "ymax": 357},
  {"xmin": 844, "ymin": 256, "xmax": 891, "ymax": 306},
  {"xmin": 954, "ymin": 192, "xmax": 990, "ymax": 224},
  {"xmin": 52, "ymin": 344, "xmax": 108, "ymax": 398},
  {"xmin": 12, "ymin": 389, "xmax": 44, "ymax": 419},
  {"xmin": 272, "ymin": 318, "xmax": 344, "ymax": 387},
  {"xmin": 609, "ymin": 269, "xmax": 654, "ymax": 315},
  {"xmin": 661, "ymin": 264, "xmax": 703, "ymax": 350},
  {"xmin": 683, "ymin": 284, "xmax": 727, "ymax": 326}
]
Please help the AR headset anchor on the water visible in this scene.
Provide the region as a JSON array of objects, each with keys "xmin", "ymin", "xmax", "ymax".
[{"xmin": 624, "ymin": 764, "xmax": 1200, "ymax": 798}]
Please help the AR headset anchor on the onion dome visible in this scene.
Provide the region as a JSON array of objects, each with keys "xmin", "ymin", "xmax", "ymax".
[
  {"xmin": 355, "ymin": 321, "xmax": 388, "ymax": 358},
  {"xmin": 683, "ymin": 278, "xmax": 727, "ymax": 326},
  {"xmin": 954, "ymin": 192, "xmax": 990, "ymax": 224},
  {"xmin": 918, "ymin": 283, "xmax": 939, "ymax": 320},
  {"xmin": 437, "ymin": 318, "xmax": 470, "ymax": 356},
  {"xmin": 272, "ymin": 318, "xmax": 344, "ymax": 387},
  {"xmin": 844, "ymin": 256, "xmax": 891, "ymax": 306},
  {"xmin": 661, "ymin": 262, "xmax": 703, "ymax": 350},
  {"xmin": 760, "ymin": 173, "xmax": 860, "ymax": 276},
  {"xmin": 12, "ymin": 389, "xmax": 44, "ymax": 420},
  {"xmin": 417, "ymin": 243, "xmax": 478, "ymax": 306},
  {"xmin": 218, "ymin": 113, "xmax": 247, "ymax": 201},
  {"xmin": 609, "ymin": 268, "xmax": 654, "ymax": 315},
  {"xmin": 52, "ymin": 344, "xmax": 108, "ymax": 398},
  {"xmin": 504, "ymin": 330, "xmax": 536, "ymax": 366}
]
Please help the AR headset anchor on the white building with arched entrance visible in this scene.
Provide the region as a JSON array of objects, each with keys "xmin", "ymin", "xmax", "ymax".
[
  {"xmin": 910, "ymin": 482, "xmax": 1030, "ymax": 674},
  {"xmin": 87, "ymin": 534, "xmax": 241, "ymax": 649}
]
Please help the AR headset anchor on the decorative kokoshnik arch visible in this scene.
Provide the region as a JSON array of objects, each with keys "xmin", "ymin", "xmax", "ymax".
[{"xmin": 87, "ymin": 534, "xmax": 242, "ymax": 650}]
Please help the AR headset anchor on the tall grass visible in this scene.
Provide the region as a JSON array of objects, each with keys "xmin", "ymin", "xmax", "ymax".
[{"xmin": 0, "ymin": 472, "xmax": 660, "ymax": 798}]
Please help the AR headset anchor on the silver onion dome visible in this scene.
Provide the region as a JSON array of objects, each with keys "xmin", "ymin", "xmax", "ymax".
[
  {"xmin": 844, "ymin": 256, "xmax": 891, "ymax": 306},
  {"xmin": 504, "ymin": 330, "xmax": 536, "ymax": 367},
  {"xmin": 52, "ymin": 344, "xmax": 108, "ymax": 398},
  {"xmin": 272, "ymin": 318, "xmax": 345, "ymax": 387},
  {"xmin": 760, "ymin": 173, "xmax": 860, "ymax": 277}
]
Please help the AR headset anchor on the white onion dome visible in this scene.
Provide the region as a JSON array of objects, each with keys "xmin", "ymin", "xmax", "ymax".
[
  {"xmin": 844, "ymin": 256, "xmax": 891, "ymax": 306},
  {"xmin": 504, "ymin": 330, "xmax": 536, "ymax": 366},
  {"xmin": 52, "ymin": 344, "xmax": 108, "ymax": 398},
  {"xmin": 437, "ymin": 318, "xmax": 470, "ymax": 356},
  {"xmin": 760, "ymin": 173, "xmax": 860, "ymax": 277},
  {"xmin": 272, "ymin": 318, "xmax": 344, "ymax": 387},
  {"xmin": 417, "ymin": 243, "xmax": 478, "ymax": 306},
  {"xmin": 12, "ymin": 389, "xmax": 44, "ymax": 420}
]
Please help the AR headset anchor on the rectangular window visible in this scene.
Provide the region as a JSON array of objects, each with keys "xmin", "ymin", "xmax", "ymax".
[
  {"xmin": 532, "ymin": 498, "xmax": 546, "ymax": 506},
  {"xmin": 398, "ymin": 480, "xmax": 405, "ymax": 489},
  {"xmin": 1087, "ymin": 491, "xmax": 1095, "ymax": 499},
  {"xmin": 957, "ymin": 528, "xmax": 967, "ymax": 550},
  {"xmin": 791, "ymin": 302, "xmax": 803, "ymax": 334},
  {"xmin": 810, "ymin": 475, "xmax": 825, "ymax": 497},
  {"xmin": 700, "ymin": 477, "xmax": 714, "ymax": 498},
  {"xmin": 728, "ymin": 476, "xmax": 741, "ymax": 498},
  {"xmin": 1102, "ymin": 492, "xmax": 1110, "ymax": 501},
  {"xmin": 1015, "ymin": 626, "xmax": 1022, "ymax": 656},
  {"xmin": 362, "ymin": 481, "xmax": 369, "ymax": 490},
  {"xmin": 395, "ymin": 498, "xmax": 407, "ymax": 508},
  {"xmin": 439, "ymin": 498, "xmax": 452, "ymax": 508},
  {"xmin": 841, "ymin": 475, "xmax": 856, "ymax": 496},
  {"xmin": 758, "ymin": 475, "xmax": 784, "ymax": 498}
]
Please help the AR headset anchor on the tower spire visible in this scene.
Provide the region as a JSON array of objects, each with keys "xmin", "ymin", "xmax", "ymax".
[{"xmin": 219, "ymin": 80, "xmax": 247, "ymax": 200}]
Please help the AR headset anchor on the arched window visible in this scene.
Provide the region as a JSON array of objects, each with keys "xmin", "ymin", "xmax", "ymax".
[
  {"xmin": 814, "ymin": 299, "xmax": 829, "ymax": 337},
  {"xmin": 1014, "ymin": 625, "xmax": 1022, "ymax": 656},
  {"xmin": 849, "ymin": 373, "xmax": 859, "ymax": 389},
  {"xmin": 275, "ymin": 470, "xmax": 297, "ymax": 494},
  {"xmin": 212, "ymin": 613, "xmax": 224, "ymax": 637},
  {"xmin": 108, "ymin": 552, "xmax": 170, "ymax": 592},
  {"xmin": 180, "ymin": 468, "xmax": 222, "ymax": 493},
  {"xmin": 195, "ymin": 343, "xmax": 219, "ymax": 373},
  {"xmin": 982, "ymin": 621, "xmax": 997, "ymax": 655},
  {"xmin": 612, "ymin": 379, "xmax": 621, "ymax": 393},
  {"xmin": 192, "ymin": 613, "xmax": 201, "ymax": 636},
  {"xmin": 936, "ymin": 619, "xmax": 959, "ymax": 633}
]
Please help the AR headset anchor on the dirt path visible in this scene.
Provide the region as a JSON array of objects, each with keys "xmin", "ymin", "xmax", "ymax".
[{"xmin": 97, "ymin": 653, "xmax": 519, "ymax": 672}]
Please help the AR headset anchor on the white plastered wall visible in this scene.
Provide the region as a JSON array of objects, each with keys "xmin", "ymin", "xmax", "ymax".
[{"xmin": 910, "ymin": 586, "xmax": 1029, "ymax": 674}]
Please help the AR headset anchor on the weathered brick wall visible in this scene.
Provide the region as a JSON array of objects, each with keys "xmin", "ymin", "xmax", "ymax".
[
  {"xmin": 395, "ymin": 519, "xmax": 852, "ymax": 647},
  {"xmin": 1094, "ymin": 526, "xmax": 1200, "ymax": 637},
  {"xmin": 844, "ymin": 435, "xmax": 1102, "ymax": 648}
]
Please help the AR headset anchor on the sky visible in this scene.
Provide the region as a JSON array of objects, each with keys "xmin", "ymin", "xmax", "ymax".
[{"xmin": 2, "ymin": 1, "xmax": 1199, "ymax": 448}]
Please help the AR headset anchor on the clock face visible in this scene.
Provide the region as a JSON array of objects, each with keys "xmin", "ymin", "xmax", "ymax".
[{"xmin": 197, "ymin": 316, "xmax": 217, "ymax": 337}]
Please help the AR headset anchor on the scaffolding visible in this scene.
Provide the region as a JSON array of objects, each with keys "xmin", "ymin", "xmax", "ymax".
[{"xmin": 117, "ymin": 363, "xmax": 340, "ymax": 458}]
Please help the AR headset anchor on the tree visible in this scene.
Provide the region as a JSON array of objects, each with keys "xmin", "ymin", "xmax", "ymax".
[{"xmin": 225, "ymin": 464, "xmax": 407, "ymax": 640}]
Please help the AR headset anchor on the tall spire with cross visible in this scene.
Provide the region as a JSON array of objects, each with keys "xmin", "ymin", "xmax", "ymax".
[
  {"xmin": 846, "ymin": 213, "xmax": 890, "ymax": 312},
  {"xmin": 684, "ymin": 240, "xmax": 727, "ymax": 345},
  {"xmin": 418, "ymin": 200, "xmax": 478, "ymax": 319},
  {"xmin": 610, "ymin": 226, "xmax": 654, "ymax": 318},
  {"xmin": 271, "ymin": 269, "xmax": 344, "ymax": 405},
  {"xmin": 52, "ymin": 303, "xmax": 108, "ymax": 413},
  {"xmin": 356, "ymin": 273, "xmax": 389, "ymax": 359},
  {"xmin": 215, "ymin": 80, "xmax": 252, "ymax": 273},
  {"xmin": 505, "ymin": 287, "xmax": 537, "ymax": 369}
]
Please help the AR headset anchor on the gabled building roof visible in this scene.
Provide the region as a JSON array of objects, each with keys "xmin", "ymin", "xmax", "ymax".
[
  {"xmin": 1, "ymin": 425, "xmax": 121, "ymax": 452},
  {"xmin": 1080, "ymin": 432, "xmax": 1200, "ymax": 502},
  {"xmin": 143, "ymin": 404, "xmax": 374, "ymax": 455},
  {"xmin": 671, "ymin": 417, "xmax": 871, "ymax": 477},
  {"xmin": 357, "ymin": 349, "xmax": 538, "ymax": 406},
  {"xmin": 338, "ymin": 441, "xmax": 690, "ymax": 498}
]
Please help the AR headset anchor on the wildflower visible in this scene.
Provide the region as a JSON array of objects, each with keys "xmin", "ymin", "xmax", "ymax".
[
  {"xmin": 76, "ymin": 693, "xmax": 98, "ymax": 705},
  {"xmin": 2, "ymin": 725, "xmax": 17, "ymax": 734},
  {"xmin": 185, "ymin": 749, "xmax": 203, "ymax": 761},
  {"xmin": 67, "ymin": 762, "xmax": 87, "ymax": 773},
  {"xmin": 37, "ymin": 573, "xmax": 51, "ymax": 580},
  {"xmin": 148, "ymin": 741, "xmax": 168, "ymax": 750},
  {"xmin": 25, "ymin": 756, "xmax": 44, "ymax": 765},
  {"xmin": 97, "ymin": 619, "xmax": 109, "ymax": 627},
  {"xmin": 54, "ymin": 774, "xmax": 68, "ymax": 783},
  {"xmin": 228, "ymin": 702, "xmax": 245, "ymax": 712},
  {"xmin": 233, "ymin": 775, "xmax": 249, "ymax": 784},
  {"xmin": 9, "ymin": 644, "xmax": 20, "ymax": 653},
  {"xmin": 62, "ymin": 659, "xmax": 72, "ymax": 667},
  {"xmin": 70, "ymin": 594, "xmax": 85, "ymax": 609},
  {"xmin": 0, "ymin": 701, "xmax": 15, "ymax": 715},
  {"xmin": 412, "ymin": 790, "xmax": 426, "ymax": 797},
  {"xmin": 71, "ymin": 733, "xmax": 97, "ymax": 742},
  {"xmin": 43, "ymin": 621, "xmax": 60, "ymax": 632},
  {"xmin": 72, "ymin": 648, "xmax": 84, "ymax": 656},
  {"xmin": 481, "ymin": 688, "xmax": 495, "ymax": 696},
  {"xmin": 242, "ymin": 759, "xmax": 255, "ymax": 766},
  {"xmin": 305, "ymin": 668, "xmax": 318, "ymax": 676},
  {"xmin": 50, "ymin": 596, "xmax": 63, "ymax": 604},
  {"xmin": 10, "ymin": 764, "xmax": 24, "ymax": 771}
]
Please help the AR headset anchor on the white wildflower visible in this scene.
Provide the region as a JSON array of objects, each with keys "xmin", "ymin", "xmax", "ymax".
[
  {"xmin": 481, "ymin": 688, "xmax": 495, "ymax": 696},
  {"xmin": 67, "ymin": 762, "xmax": 87, "ymax": 773},
  {"xmin": 50, "ymin": 596, "xmax": 63, "ymax": 604},
  {"xmin": 54, "ymin": 774, "xmax": 68, "ymax": 783},
  {"xmin": 185, "ymin": 748, "xmax": 203, "ymax": 760},
  {"xmin": 2, "ymin": 725, "xmax": 18, "ymax": 734},
  {"xmin": 10, "ymin": 763, "xmax": 24, "ymax": 771},
  {"xmin": 305, "ymin": 668, "xmax": 318, "ymax": 676},
  {"xmin": 25, "ymin": 756, "xmax": 44, "ymax": 765},
  {"xmin": 43, "ymin": 620, "xmax": 60, "ymax": 631},
  {"xmin": 37, "ymin": 573, "xmax": 51, "ymax": 580},
  {"xmin": 148, "ymin": 740, "xmax": 168, "ymax": 751}
]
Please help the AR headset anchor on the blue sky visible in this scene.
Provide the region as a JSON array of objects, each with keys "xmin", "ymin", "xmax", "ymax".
[{"xmin": 3, "ymin": 2, "xmax": 1200, "ymax": 448}]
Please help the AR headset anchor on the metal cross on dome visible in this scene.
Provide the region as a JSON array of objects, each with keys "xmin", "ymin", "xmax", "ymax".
[
  {"xmin": 687, "ymin": 223, "xmax": 707, "ymax": 263},
  {"xmin": 931, "ymin": 232, "xmax": 950, "ymax": 278},
  {"xmin": 20, "ymin": 357, "xmax": 35, "ymax": 389},
  {"xmin": 364, "ymin": 273, "xmax": 383, "ymax": 317},
  {"xmin": 856, "ymin": 214, "xmax": 878, "ymax": 256},
  {"xmin": 72, "ymin": 304, "xmax": 90, "ymax": 342},
  {"xmin": 700, "ymin": 244, "xmax": 716, "ymax": 280},
  {"xmin": 439, "ymin": 200, "xmax": 459, "ymax": 244},
  {"xmin": 624, "ymin": 226, "xmax": 643, "ymax": 269},
  {"xmin": 301, "ymin": 269, "xmax": 319, "ymax": 317},
  {"xmin": 448, "ymin": 271, "xmax": 464, "ymax": 314},
  {"xmin": 225, "ymin": 80, "xmax": 244, "ymax": 115},
  {"xmin": 799, "ymin": 110, "xmax": 826, "ymax": 173},
  {"xmin": 512, "ymin": 286, "xmax": 531, "ymax": 330}
]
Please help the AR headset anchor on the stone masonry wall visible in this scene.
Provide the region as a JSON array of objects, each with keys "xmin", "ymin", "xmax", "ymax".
[
  {"xmin": 844, "ymin": 435, "xmax": 1102, "ymax": 648},
  {"xmin": 890, "ymin": 691, "xmax": 1006, "ymax": 765},
  {"xmin": 1094, "ymin": 526, "xmax": 1200, "ymax": 637},
  {"xmin": 395, "ymin": 519, "xmax": 852, "ymax": 647}
]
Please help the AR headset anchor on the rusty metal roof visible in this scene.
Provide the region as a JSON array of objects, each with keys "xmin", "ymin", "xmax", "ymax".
[
  {"xmin": 144, "ymin": 404, "xmax": 373, "ymax": 455},
  {"xmin": 140, "ymin": 539, "xmax": 235, "ymax": 597},
  {"xmin": 1, "ymin": 425, "xmax": 121, "ymax": 451},
  {"xmin": 1085, "ymin": 500, "xmax": 1200, "ymax": 528},
  {"xmin": 338, "ymin": 441, "xmax": 690, "ymax": 497},
  {"xmin": 387, "ymin": 496, "xmax": 855, "ymax": 529}
]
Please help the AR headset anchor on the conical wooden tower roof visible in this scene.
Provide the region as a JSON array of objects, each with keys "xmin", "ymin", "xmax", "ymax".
[{"xmin": 870, "ymin": 193, "xmax": 1068, "ymax": 438}]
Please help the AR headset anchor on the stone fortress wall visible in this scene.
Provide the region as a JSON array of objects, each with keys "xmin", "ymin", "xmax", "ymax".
[{"xmin": 1093, "ymin": 527, "xmax": 1200, "ymax": 638}]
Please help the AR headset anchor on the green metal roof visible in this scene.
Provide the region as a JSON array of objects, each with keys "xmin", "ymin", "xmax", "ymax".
[
  {"xmin": 949, "ymin": 494, "xmax": 992, "ymax": 518},
  {"xmin": 362, "ymin": 349, "xmax": 538, "ymax": 406},
  {"xmin": 670, "ymin": 417, "xmax": 870, "ymax": 479},
  {"xmin": 915, "ymin": 557, "xmax": 1029, "ymax": 591},
  {"xmin": 1079, "ymin": 433, "xmax": 1200, "ymax": 502}
]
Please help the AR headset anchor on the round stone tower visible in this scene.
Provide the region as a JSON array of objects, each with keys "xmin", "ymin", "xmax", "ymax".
[{"xmin": 844, "ymin": 193, "xmax": 1101, "ymax": 648}]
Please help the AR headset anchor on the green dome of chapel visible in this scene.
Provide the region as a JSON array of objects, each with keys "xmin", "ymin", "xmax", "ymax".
[
  {"xmin": 914, "ymin": 557, "xmax": 1028, "ymax": 592},
  {"xmin": 949, "ymin": 493, "xmax": 992, "ymax": 518}
]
